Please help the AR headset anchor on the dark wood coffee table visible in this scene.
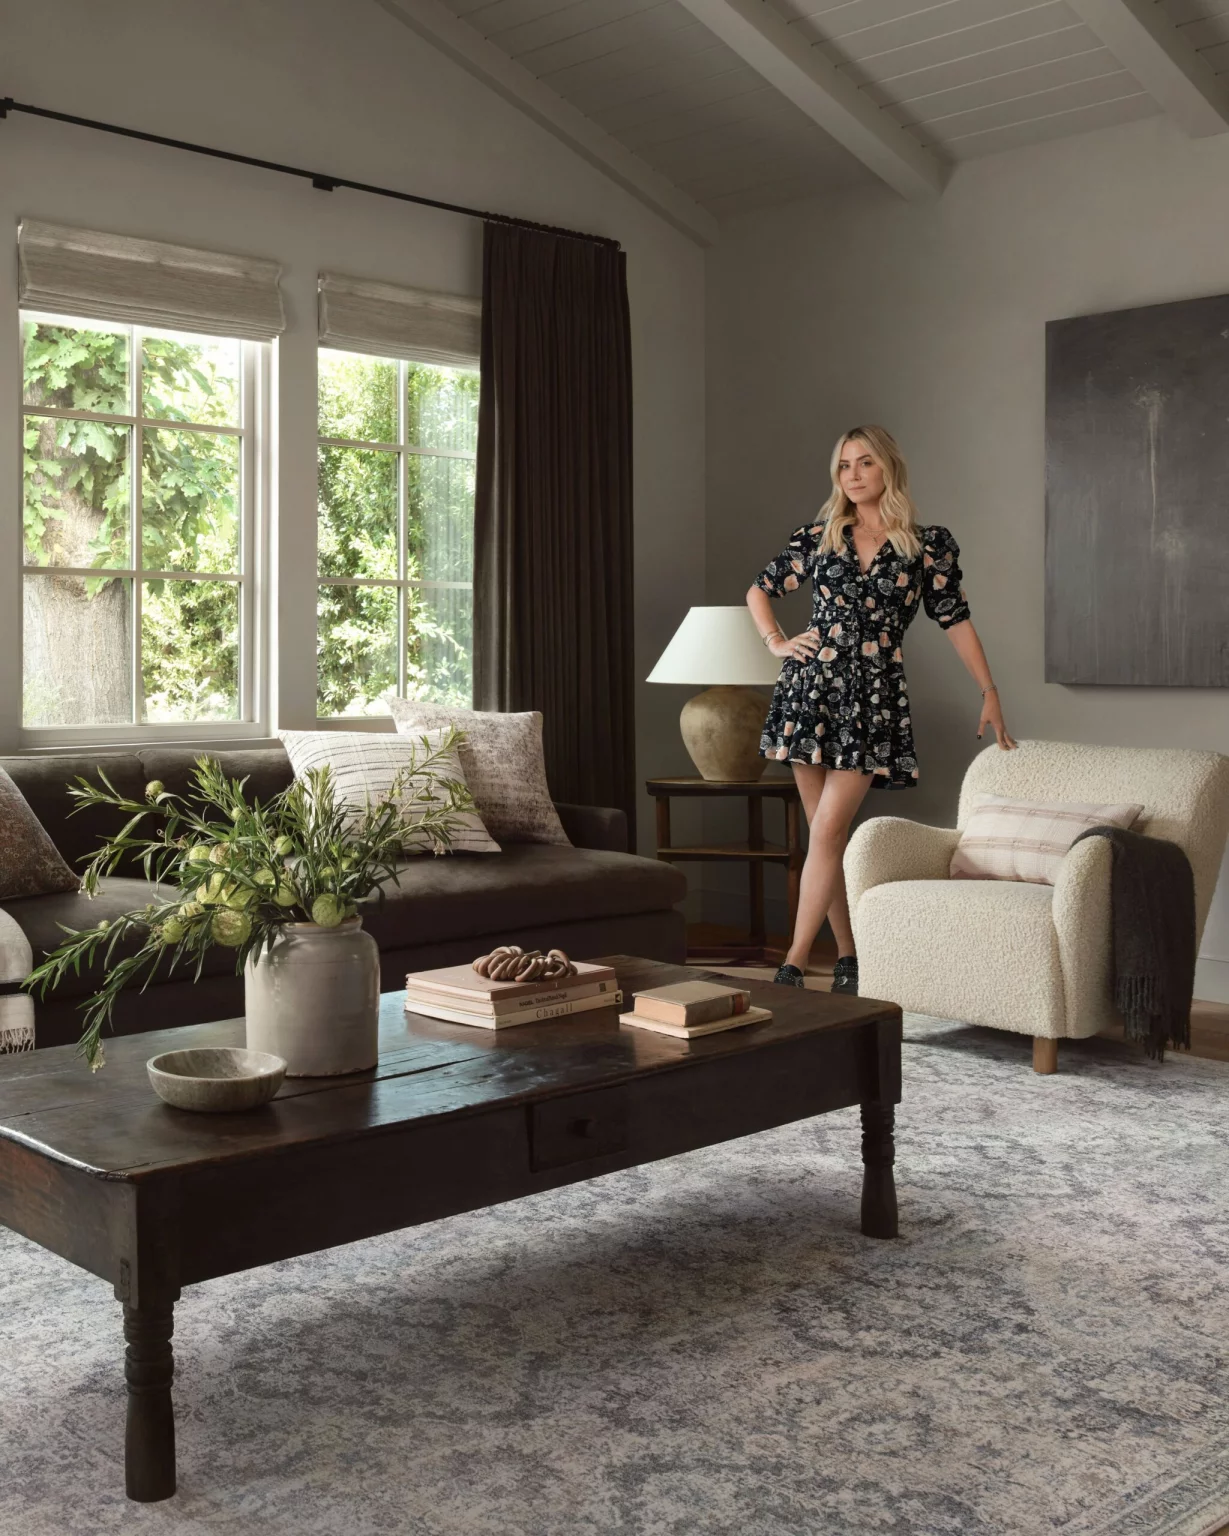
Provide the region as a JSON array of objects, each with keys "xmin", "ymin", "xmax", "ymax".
[{"xmin": 0, "ymin": 955, "xmax": 901, "ymax": 1503}]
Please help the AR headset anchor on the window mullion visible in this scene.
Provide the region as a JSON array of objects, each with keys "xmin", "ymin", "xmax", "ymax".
[
  {"xmin": 398, "ymin": 358, "xmax": 408, "ymax": 698},
  {"xmin": 239, "ymin": 342, "xmax": 255, "ymax": 723},
  {"xmin": 132, "ymin": 328, "xmax": 144, "ymax": 726}
]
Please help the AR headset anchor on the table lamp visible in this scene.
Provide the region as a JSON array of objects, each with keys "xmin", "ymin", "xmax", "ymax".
[{"xmin": 647, "ymin": 606, "xmax": 783, "ymax": 781}]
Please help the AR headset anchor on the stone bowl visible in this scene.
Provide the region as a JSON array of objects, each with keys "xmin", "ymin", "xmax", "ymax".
[{"xmin": 146, "ymin": 1047, "xmax": 287, "ymax": 1113}]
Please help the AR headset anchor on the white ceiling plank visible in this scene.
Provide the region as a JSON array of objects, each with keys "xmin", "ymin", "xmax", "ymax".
[
  {"xmin": 542, "ymin": 18, "xmax": 720, "ymax": 90},
  {"xmin": 1177, "ymin": 13, "xmax": 1229, "ymax": 47},
  {"xmin": 860, "ymin": 23, "xmax": 1095, "ymax": 98},
  {"xmin": 492, "ymin": 0, "xmax": 664, "ymax": 57},
  {"xmin": 467, "ymin": 0, "xmax": 591, "ymax": 37},
  {"xmin": 1061, "ymin": 0, "xmax": 1229, "ymax": 132},
  {"xmin": 517, "ymin": 4, "xmax": 699, "ymax": 74},
  {"xmin": 373, "ymin": 0, "xmax": 719, "ymax": 242},
  {"xmin": 1158, "ymin": 0, "xmax": 1229, "ymax": 30},
  {"xmin": 1203, "ymin": 36, "xmax": 1229, "ymax": 68},
  {"xmin": 916, "ymin": 63, "xmax": 1140, "ymax": 135},
  {"xmin": 938, "ymin": 82, "xmax": 1156, "ymax": 148},
  {"xmin": 828, "ymin": 0, "xmax": 1069, "ymax": 59},
  {"xmin": 886, "ymin": 44, "xmax": 1122, "ymax": 119},
  {"xmin": 840, "ymin": 2, "xmax": 1078, "ymax": 80},
  {"xmin": 671, "ymin": 0, "xmax": 949, "ymax": 195}
]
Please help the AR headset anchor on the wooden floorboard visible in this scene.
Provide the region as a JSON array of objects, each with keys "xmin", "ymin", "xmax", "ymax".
[{"xmin": 689, "ymin": 925, "xmax": 1229, "ymax": 1065}]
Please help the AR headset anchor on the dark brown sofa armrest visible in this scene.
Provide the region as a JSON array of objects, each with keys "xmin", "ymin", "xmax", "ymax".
[{"xmin": 552, "ymin": 803, "xmax": 628, "ymax": 853}]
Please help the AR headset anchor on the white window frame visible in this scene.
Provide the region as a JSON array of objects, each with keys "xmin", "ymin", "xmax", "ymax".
[
  {"xmin": 316, "ymin": 348, "xmax": 477, "ymax": 721},
  {"xmin": 18, "ymin": 311, "xmax": 271, "ymax": 748}
]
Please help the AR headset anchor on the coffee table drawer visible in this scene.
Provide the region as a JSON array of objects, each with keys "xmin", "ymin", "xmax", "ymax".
[{"xmin": 530, "ymin": 1086, "xmax": 630, "ymax": 1171}]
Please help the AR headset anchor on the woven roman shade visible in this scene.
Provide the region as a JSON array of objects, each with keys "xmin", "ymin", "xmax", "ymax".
[
  {"xmin": 18, "ymin": 219, "xmax": 286, "ymax": 340},
  {"xmin": 318, "ymin": 273, "xmax": 480, "ymax": 367}
]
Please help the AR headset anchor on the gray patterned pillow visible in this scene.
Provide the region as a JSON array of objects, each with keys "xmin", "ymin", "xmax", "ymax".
[
  {"xmin": 0, "ymin": 768, "xmax": 80, "ymax": 900},
  {"xmin": 386, "ymin": 703, "xmax": 570, "ymax": 846},
  {"xmin": 278, "ymin": 729, "xmax": 500, "ymax": 854}
]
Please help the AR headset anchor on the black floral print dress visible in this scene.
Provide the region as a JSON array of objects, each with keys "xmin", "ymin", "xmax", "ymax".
[{"xmin": 754, "ymin": 521, "xmax": 971, "ymax": 789}]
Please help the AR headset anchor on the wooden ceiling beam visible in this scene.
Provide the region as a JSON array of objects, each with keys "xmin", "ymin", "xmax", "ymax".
[{"xmin": 671, "ymin": 0, "xmax": 948, "ymax": 200}]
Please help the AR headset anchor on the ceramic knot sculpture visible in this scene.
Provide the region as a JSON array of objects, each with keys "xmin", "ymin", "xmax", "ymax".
[{"xmin": 472, "ymin": 945, "xmax": 577, "ymax": 982}]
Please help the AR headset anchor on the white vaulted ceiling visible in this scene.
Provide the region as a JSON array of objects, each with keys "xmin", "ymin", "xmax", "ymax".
[{"xmin": 376, "ymin": 0, "xmax": 1229, "ymax": 236}]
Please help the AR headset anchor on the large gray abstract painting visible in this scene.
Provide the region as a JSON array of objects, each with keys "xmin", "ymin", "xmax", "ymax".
[{"xmin": 1045, "ymin": 292, "xmax": 1229, "ymax": 687}]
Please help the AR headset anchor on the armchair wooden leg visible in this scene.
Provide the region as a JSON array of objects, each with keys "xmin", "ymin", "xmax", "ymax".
[{"xmin": 1033, "ymin": 1037, "xmax": 1058, "ymax": 1075}]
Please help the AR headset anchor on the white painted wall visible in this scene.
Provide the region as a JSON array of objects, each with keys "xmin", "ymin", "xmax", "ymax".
[
  {"xmin": 0, "ymin": 0, "xmax": 705, "ymax": 865},
  {"xmin": 706, "ymin": 114, "xmax": 1229, "ymax": 997}
]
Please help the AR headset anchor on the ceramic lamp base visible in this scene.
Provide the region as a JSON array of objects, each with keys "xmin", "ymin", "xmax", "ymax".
[{"xmin": 679, "ymin": 686, "xmax": 770, "ymax": 782}]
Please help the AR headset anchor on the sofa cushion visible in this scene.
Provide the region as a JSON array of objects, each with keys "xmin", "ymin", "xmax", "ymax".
[
  {"xmin": 5, "ymin": 848, "xmax": 687, "ymax": 1008},
  {"xmin": 278, "ymin": 729, "xmax": 499, "ymax": 854},
  {"xmin": 388, "ymin": 703, "xmax": 570, "ymax": 846},
  {"xmin": 138, "ymin": 747, "xmax": 295, "ymax": 806},
  {"xmin": 1, "ymin": 878, "xmax": 240, "ymax": 1002},
  {"xmin": 0, "ymin": 768, "xmax": 80, "ymax": 900},
  {"xmin": 0, "ymin": 754, "xmax": 147, "ymax": 875},
  {"xmin": 358, "ymin": 844, "xmax": 687, "ymax": 950}
]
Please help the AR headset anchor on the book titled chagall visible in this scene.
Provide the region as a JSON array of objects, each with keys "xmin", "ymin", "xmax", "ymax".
[{"xmin": 404, "ymin": 960, "xmax": 620, "ymax": 1030}]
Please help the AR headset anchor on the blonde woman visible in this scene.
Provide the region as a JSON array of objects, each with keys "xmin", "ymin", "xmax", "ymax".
[{"xmin": 746, "ymin": 426, "xmax": 1017, "ymax": 993}]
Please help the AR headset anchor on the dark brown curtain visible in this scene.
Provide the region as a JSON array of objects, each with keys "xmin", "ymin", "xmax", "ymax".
[{"xmin": 473, "ymin": 222, "xmax": 635, "ymax": 831}]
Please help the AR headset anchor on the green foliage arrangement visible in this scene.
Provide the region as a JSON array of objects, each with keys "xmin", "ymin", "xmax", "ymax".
[{"xmin": 25, "ymin": 735, "xmax": 474, "ymax": 1071}]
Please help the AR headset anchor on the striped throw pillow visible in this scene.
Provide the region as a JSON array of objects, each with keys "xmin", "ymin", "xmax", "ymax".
[
  {"xmin": 279, "ymin": 729, "xmax": 500, "ymax": 855},
  {"xmin": 949, "ymin": 794, "xmax": 1143, "ymax": 885}
]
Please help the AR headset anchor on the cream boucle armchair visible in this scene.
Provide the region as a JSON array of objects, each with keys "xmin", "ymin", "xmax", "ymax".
[{"xmin": 844, "ymin": 740, "xmax": 1229, "ymax": 1073}]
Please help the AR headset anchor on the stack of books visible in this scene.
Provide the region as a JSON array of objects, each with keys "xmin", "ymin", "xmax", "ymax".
[
  {"xmin": 404, "ymin": 960, "xmax": 622, "ymax": 1029},
  {"xmin": 619, "ymin": 980, "xmax": 772, "ymax": 1039}
]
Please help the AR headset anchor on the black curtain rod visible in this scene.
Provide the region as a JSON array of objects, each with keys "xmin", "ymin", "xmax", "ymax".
[{"xmin": 0, "ymin": 96, "xmax": 622, "ymax": 252}]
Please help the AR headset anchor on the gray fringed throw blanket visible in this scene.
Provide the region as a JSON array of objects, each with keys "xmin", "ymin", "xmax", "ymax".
[{"xmin": 1068, "ymin": 824, "xmax": 1196, "ymax": 1061}]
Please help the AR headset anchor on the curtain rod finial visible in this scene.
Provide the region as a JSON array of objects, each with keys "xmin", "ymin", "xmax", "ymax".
[{"xmin": 0, "ymin": 98, "xmax": 14, "ymax": 119}]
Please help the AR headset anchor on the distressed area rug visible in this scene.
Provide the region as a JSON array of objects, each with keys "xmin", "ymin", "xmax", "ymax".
[{"xmin": 2, "ymin": 1017, "xmax": 1228, "ymax": 1536}]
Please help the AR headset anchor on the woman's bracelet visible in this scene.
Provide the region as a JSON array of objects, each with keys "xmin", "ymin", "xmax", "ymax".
[
  {"xmin": 981, "ymin": 684, "xmax": 998, "ymax": 696},
  {"xmin": 761, "ymin": 628, "xmax": 786, "ymax": 648}
]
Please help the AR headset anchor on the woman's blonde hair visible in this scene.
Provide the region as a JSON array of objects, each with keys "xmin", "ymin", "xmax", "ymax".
[{"xmin": 816, "ymin": 425, "xmax": 922, "ymax": 561}]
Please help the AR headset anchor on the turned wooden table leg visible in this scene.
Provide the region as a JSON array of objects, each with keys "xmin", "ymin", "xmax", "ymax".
[
  {"xmin": 123, "ymin": 1296, "xmax": 178, "ymax": 1501},
  {"xmin": 860, "ymin": 1101, "xmax": 898, "ymax": 1239}
]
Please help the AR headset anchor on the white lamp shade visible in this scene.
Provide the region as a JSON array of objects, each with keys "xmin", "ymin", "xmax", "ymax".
[{"xmin": 647, "ymin": 606, "xmax": 783, "ymax": 686}]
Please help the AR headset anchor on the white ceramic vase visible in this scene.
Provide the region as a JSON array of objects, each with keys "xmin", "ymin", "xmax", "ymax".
[{"xmin": 244, "ymin": 918, "xmax": 380, "ymax": 1077}]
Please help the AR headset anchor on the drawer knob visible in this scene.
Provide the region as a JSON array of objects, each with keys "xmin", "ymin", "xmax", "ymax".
[{"xmin": 569, "ymin": 1116, "xmax": 597, "ymax": 1139}]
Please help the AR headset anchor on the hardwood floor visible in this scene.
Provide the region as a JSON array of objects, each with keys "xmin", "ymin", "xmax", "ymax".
[{"xmin": 689, "ymin": 925, "xmax": 1229, "ymax": 1065}]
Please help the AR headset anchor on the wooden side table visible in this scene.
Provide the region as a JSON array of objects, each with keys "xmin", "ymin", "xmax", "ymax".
[{"xmin": 646, "ymin": 776, "xmax": 804, "ymax": 962}]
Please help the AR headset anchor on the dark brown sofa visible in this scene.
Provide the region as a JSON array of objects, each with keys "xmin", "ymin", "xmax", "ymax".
[{"xmin": 1, "ymin": 747, "xmax": 687, "ymax": 1049}]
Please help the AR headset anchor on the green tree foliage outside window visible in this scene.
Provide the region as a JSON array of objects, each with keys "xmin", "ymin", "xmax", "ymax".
[
  {"xmin": 22, "ymin": 318, "xmax": 246, "ymax": 727},
  {"xmin": 317, "ymin": 349, "xmax": 477, "ymax": 718}
]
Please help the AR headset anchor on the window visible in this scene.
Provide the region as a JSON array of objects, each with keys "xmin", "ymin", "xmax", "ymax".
[
  {"xmin": 21, "ymin": 312, "xmax": 266, "ymax": 735},
  {"xmin": 316, "ymin": 349, "xmax": 478, "ymax": 717}
]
